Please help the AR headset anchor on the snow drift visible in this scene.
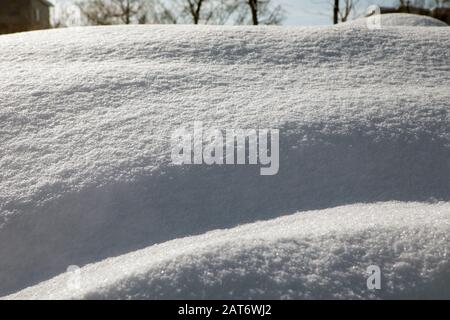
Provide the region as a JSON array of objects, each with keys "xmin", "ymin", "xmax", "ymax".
[
  {"xmin": 6, "ymin": 202, "xmax": 450, "ymax": 300},
  {"xmin": 347, "ymin": 13, "xmax": 448, "ymax": 27},
  {"xmin": 0, "ymin": 24, "xmax": 449, "ymax": 298}
]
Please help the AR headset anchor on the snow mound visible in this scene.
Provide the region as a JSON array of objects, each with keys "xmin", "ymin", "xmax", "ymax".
[
  {"xmin": 6, "ymin": 202, "xmax": 450, "ymax": 300},
  {"xmin": 346, "ymin": 13, "xmax": 448, "ymax": 27},
  {"xmin": 0, "ymin": 25, "xmax": 449, "ymax": 297}
]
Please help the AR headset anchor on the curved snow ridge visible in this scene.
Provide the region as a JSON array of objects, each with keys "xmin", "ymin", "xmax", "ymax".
[
  {"xmin": 1, "ymin": 123, "xmax": 449, "ymax": 296},
  {"xmin": 344, "ymin": 13, "xmax": 448, "ymax": 27},
  {"xmin": 5, "ymin": 202, "xmax": 450, "ymax": 300},
  {"xmin": 0, "ymin": 25, "xmax": 449, "ymax": 295}
]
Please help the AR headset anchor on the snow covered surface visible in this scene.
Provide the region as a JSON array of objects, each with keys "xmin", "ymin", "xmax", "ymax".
[
  {"xmin": 0, "ymin": 24, "xmax": 449, "ymax": 299},
  {"xmin": 347, "ymin": 13, "xmax": 448, "ymax": 27},
  {"xmin": 6, "ymin": 202, "xmax": 450, "ymax": 299}
]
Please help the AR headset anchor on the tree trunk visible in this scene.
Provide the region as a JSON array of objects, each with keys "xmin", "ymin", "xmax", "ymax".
[
  {"xmin": 125, "ymin": 0, "xmax": 131, "ymax": 24},
  {"xmin": 333, "ymin": 0, "xmax": 339, "ymax": 24},
  {"xmin": 194, "ymin": 0, "xmax": 203, "ymax": 24},
  {"xmin": 249, "ymin": 0, "xmax": 258, "ymax": 25},
  {"xmin": 188, "ymin": 0, "xmax": 203, "ymax": 25}
]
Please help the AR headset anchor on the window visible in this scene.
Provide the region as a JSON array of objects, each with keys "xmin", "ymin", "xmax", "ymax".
[{"xmin": 35, "ymin": 9, "xmax": 40, "ymax": 22}]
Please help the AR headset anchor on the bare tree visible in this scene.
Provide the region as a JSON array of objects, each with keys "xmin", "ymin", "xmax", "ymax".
[
  {"xmin": 77, "ymin": 0, "xmax": 147, "ymax": 25},
  {"xmin": 143, "ymin": 0, "xmax": 213, "ymax": 25},
  {"xmin": 179, "ymin": 0, "xmax": 238, "ymax": 24},
  {"xmin": 140, "ymin": 0, "xmax": 179, "ymax": 24},
  {"xmin": 398, "ymin": 0, "xmax": 449, "ymax": 7},
  {"xmin": 245, "ymin": 0, "xmax": 284, "ymax": 25},
  {"xmin": 247, "ymin": 0, "xmax": 258, "ymax": 24},
  {"xmin": 339, "ymin": 0, "xmax": 359, "ymax": 22},
  {"xmin": 331, "ymin": 0, "xmax": 360, "ymax": 24},
  {"xmin": 75, "ymin": 0, "xmax": 285, "ymax": 26},
  {"xmin": 53, "ymin": 3, "xmax": 81, "ymax": 27},
  {"xmin": 213, "ymin": 0, "xmax": 244, "ymax": 24},
  {"xmin": 185, "ymin": 0, "xmax": 209, "ymax": 24},
  {"xmin": 154, "ymin": 0, "xmax": 258, "ymax": 25},
  {"xmin": 333, "ymin": 0, "xmax": 339, "ymax": 24}
]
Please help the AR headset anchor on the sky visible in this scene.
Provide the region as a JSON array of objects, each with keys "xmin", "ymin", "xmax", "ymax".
[
  {"xmin": 53, "ymin": 0, "xmax": 397, "ymax": 26},
  {"xmin": 275, "ymin": 0, "xmax": 398, "ymax": 25}
]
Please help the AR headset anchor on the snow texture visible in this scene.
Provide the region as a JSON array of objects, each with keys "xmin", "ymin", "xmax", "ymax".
[
  {"xmin": 0, "ymin": 22, "xmax": 449, "ymax": 298},
  {"xmin": 6, "ymin": 202, "xmax": 450, "ymax": 299},
  {"xmin": 348, "ymin": 13, "xmax": 448, "ymax": 27}
]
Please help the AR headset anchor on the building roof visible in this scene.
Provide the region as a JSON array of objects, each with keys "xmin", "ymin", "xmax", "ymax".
[{"xmin": 38, "ymin": 0, "xmax": 54, "ymax": 7}]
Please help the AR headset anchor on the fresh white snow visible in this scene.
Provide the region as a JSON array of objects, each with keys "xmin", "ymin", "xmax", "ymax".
[
  {"xmin": 348, "ymin": 13, "xmax": 448, "ymax": 27},
  {"xmin": 0, "ymin": 18, "xmax": 449, "ymax": 299},
  {"xmin": 6, "ymin": 202, "xmax": 450, "ymax": 299}
]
